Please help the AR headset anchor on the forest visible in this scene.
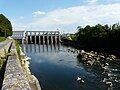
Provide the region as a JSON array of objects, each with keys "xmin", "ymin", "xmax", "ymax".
[{"xmin": 74, "ymin": 23, "xmax": 120, "ymax": 55}]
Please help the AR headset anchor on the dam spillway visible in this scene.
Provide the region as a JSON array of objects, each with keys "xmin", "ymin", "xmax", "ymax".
[{"xmin": 25, "ymin": 31, "xmax": 61, "ymax": 44}]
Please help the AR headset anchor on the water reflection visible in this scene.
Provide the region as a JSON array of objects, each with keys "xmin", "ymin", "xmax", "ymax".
[
  {"xmin": 22, "ymin": 43, "xmax": 61, "ymax": 53},
  {"xmin": 20, "ymin": 44, "xmax": 120, "ymax": 90},
  {"xmin": 23, "ymin": 44, "xmax": 101, "ymax": 90}
]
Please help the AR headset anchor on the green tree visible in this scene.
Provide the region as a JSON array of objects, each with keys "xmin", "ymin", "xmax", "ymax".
[
  {"xmin": 0, "ymin": 14, "xmax": 12, "ymax": 37},
  {"xmin": 75, "ymin": 23, "xmax": 120, "ymax": 54}
]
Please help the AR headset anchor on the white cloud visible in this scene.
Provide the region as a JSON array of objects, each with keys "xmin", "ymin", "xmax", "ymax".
[
  {"xmin": 85, "ymin": 0, "xmax": 98, "ymax": 3},
  {"xmin": 32, "ymin": 11, "xmax": 46, "ymax": 17},
  {"xmin": 11, "ymin": 20, "xmax": 27, "ymax": 30},
  {"xmin": 12, "ymin": 3, "xmax": 120, "ymax": 33},
  {"xmin": 19, "ymin": 16, "xmax": 25, "ymax": 19},
  {"xmin": 27, "ymin": 4, "xmax": 120, "ymax": 33}
]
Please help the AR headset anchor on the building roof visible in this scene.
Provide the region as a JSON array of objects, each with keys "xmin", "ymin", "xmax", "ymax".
[{"xmin": 13, "ymin": 30, "xmax": 25, "ymax": 31}]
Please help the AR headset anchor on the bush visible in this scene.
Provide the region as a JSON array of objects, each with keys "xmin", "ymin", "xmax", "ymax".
[{"xmin": 0, "ymin": 37, "xmax": 6, "ymax": 42}]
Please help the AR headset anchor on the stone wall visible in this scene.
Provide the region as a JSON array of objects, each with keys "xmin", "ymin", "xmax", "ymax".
[
  {"xmin": 1, "ymin": 42, "xmax": 31, "ymax": 90},
  {"xmin": 2, "ymin": 41, "xmax": 41, "ymax": 90}
]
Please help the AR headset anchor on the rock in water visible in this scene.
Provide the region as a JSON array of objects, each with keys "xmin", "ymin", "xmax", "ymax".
[
  {"xmin": 106, "ymin": 81, "xmax": 113, "ymax": 87},
  {"xmin": 77, "ymin": 77, "xmax": 85, "ymax": 84},
  {"xmin": 77, "ymin": 77, "xmax": 81, "ymax": 81},
  {"xmin": 81, "ymin": 80, "xmax": 85, "ymax": 83}
]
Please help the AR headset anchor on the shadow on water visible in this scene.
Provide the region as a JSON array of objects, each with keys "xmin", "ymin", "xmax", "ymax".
[{"xmin": 20, "ymin": 43, "xmax": 120, "ymax": 90}]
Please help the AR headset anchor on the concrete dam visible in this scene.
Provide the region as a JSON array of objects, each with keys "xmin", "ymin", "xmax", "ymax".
[
  {"xmin": 26, "ymin": 31, "xmax": 61, "ymax": 44},
  {"xmin": 11, "ymin": 30, "xmax": 61, "ymax": 44}
]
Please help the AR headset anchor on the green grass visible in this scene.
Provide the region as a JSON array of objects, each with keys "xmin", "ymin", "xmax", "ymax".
[
  {"xmin": 0, "ymin": 49, "xmax": 7, "ymax": 70},
  {"xmin": 0, "ymin": 37, "xmax": 6, "ymax": 42},
  {"xmin": 0, "ymin": 49, "xmax": 8, "ymax": 89},
  {"xmin": 14, "ymin": 40, "xmax": 22, "ymax": 66}
]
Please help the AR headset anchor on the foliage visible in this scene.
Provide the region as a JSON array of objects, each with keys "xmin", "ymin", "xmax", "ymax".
[
  {"xmin": 0, "ymin": 37, "xmax": 6, "ymax": 42},
  {"xmin": 75, "ymin": 23, "xmax": 120, "ymax": 53},
  {"xmin": 70, "ymin": 34, "xmax": 77, "ymax": 40},
  {"xmin": 14, "ymin": 40, "xmax": 22, "ymax": 66},
  {"xmin": 0, "ymin": 14, "xmax": 12, "ymax": 37},
  {"xmin": 0, "ymin": 49, "xmax": 7, "ymax": 71},
  {"xmin": 0, "ymin": 43, "xmax": 13, "ymax": 88},
  {"xmin": 0, "ymin": 48, "xmax": 8, "ymax": 89}
]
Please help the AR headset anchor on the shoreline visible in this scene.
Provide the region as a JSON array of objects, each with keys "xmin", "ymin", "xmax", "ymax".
[
  {"xmin": 19, "ymin": 46, "xmax": 41, "ymax": 90},
  {"xmin": 61, "ymin": 39, "xmax": 120, "ymax": 58},
  {"xmin": 61, "ymin": 39, "xmax": 120, "ymax": 67}
]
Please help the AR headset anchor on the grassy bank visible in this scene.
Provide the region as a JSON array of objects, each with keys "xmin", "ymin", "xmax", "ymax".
[
  {"xmin": 0, "ymin": 57, "xmax": 7, "ymax": 89},
  {"xmin": 0, "ymin": 49, "xmax": 7, "ymax": 88},
  {"xmin": 0, "ymin": 37, "xmax": 6, "ymax": 42},
  {"xmin": 0, "ymin": 43, "xmax": 12, "ymax": 89},
  {"xmin": 14, "ymin": 40, "xmax": 22, "ymax": 66}
]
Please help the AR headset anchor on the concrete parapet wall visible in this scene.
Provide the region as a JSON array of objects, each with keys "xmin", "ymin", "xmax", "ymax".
[{"xmin": 2, "ymin": 42, "xmax": 31, "ymax": 90}]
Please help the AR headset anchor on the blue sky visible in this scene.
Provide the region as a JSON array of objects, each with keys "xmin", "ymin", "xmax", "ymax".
[
  {"xmin": 0, "ymin": 0, "xmax": 82, "ymax": 18},
  {"xmin": 0, "ymin": 0, "xmax": 120, "ymax": 33}
]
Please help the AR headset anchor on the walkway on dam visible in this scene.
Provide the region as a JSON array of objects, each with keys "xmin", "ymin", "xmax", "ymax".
[
  {"xmin": 0, "ymin": 39, "xmax": 13, "ymax": 50},
  {"xmin": 0, "ymin": 39, "xmax": 13, "ymax": 58}
]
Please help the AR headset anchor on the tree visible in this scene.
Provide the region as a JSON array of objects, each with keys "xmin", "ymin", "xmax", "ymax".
[
  {"xmin": 0, "ymin": 14, "xmax": 12, "ymax": 37},
  {"xmin": 75, "ymin": 23, "xmax": 120, "ymax": 54}
]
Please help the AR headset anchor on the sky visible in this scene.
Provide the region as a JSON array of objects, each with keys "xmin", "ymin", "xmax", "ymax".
[{"xmin": 0, "ymin": 0, "xmax": 120, "ymax": 33}]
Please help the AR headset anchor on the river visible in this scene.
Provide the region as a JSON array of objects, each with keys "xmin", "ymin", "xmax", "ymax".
[{"xmin": 21, "ymin": 44, "xmax": 120, "ymax": 90}]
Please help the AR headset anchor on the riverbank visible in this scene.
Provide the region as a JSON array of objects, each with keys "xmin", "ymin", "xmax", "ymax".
[
  {"xmin": 62, "ymin": 39, "xmax": 120, "ymax": 66},
  {"xmin": 62, "ymin": 38, "xmax": 120, "ymax": 58},
  {"xmin": 19, "ymin": 46, "xmax": 41, "ymax": 90},
  {"xmin": 62, "ymin": 39, "xmax": 120, "ymax": 89}
]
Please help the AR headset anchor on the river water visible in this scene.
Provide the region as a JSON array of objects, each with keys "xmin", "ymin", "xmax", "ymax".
[{"xmin": 21, "ymin": 44, "xmax": 120, "ymax": 90}]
